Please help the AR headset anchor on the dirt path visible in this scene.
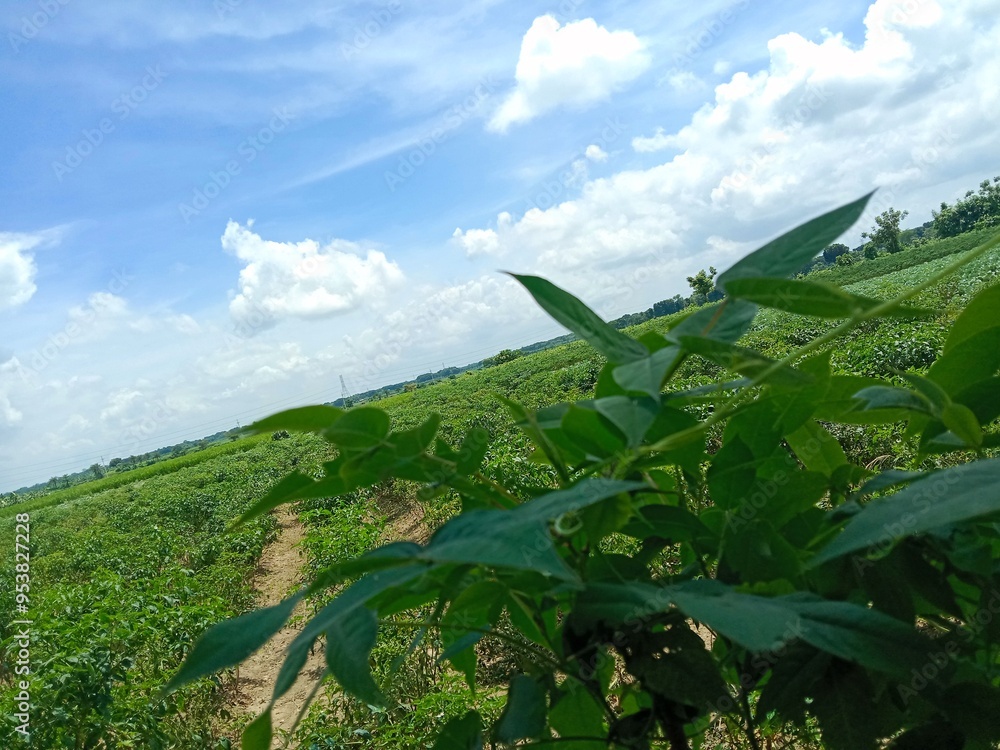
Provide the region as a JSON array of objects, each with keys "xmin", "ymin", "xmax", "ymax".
[{"xmin": 226, "ymin": 506, "xmax": 326, "ymax": 748}]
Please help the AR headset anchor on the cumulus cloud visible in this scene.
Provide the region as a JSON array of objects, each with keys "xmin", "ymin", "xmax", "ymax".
[
  {"xmin": 459, "ymin": 0, "xmax": 998, "ymax": 307},
  {"xmin": 0, "ymin": 232, "xmax": 47, "ymax": 310},
  {"xmin": 487, "ymin": 16, "xmax": 650, "ymax": 132},
  {"xmin": 631, "ymin": 127, "xmax": 671, "ymax": 153},
  {"xmin": 665, "ymin": 70, "xmax": 705, "ymax": 93},
  {"xmin": 340, "ymin": 273, "xmax": 542, "ymax": 391},
  {"xmin": 222, "ymin": 221, "xmax": 405, "ymax": 332},
  {"xmin": 585, "ymin": 144, "xmax": 609, "ymax": 162}
]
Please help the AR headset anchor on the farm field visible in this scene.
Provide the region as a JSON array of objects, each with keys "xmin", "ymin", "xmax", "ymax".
[{"xmin": 3, "ymin": 221, "xmax": 1000, "ymax": 749}]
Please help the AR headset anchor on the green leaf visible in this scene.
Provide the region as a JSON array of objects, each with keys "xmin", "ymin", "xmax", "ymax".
[
  {"xmin": 508, "ymin": 274, "xmax": 647, "ymax": 363},
  {"xmin": 610, "ymin": 300, "xmax": 757, "ymax": 397},
  {"xmin": 899, "ymin": 373, "xmax": 952, "ymax": 413},
  {"xmin": 519, "ymin": 478, "xmax": 645, "ymax": 524},
  {"xmin": 725, "ymin": 277, "xmax": 929, "ymax": 319},
  {"xmin": 549, "ymin": 683, "xmax": 606, "ymax": 749},
  {"xmin": 495, "ymin": 675, "xmax": 547, "ymax": 743},
  {"xmin": 678, "ymin": 336, "xmax": 810, "ymax": 385},
  {"xmin": 927, "ymin": 328, "xmax": 1000, "ymax": 396},
  {"xmin": 611, "ymin": 345, "xmax": 682, "ymax": 397},
  {"xmin": 786, "ymin": 421, "xmax": 848, "ymax": 476},
  {"xmin": 811, "ymin": 458, "xmax": 1000, "ymax": 565},
  {"xmin": 593, "ymin": 396, "xmax": 659, "ymax": 447},
  {"xmin": 295, "ymin": 565, "xmax": 427, "ymax": 651},
  {"xmin": 272, "ymin": 636, "xmax": 313, "ymax": 703},
  {"xmin": 621, "ymin": 505, "xmax": 713, "ymax": 545},
  {"xmin": 665, "ymin": 299, "xmax": 759, "ymax": 344},
  {"xmin": 757, "ymin": 644, "xmax": 830, "ymax": 723},
  {"xmin": 851, "ymin": 385, "xmax": 933, "ymax": 415},
  {"xmin": 940, "ymin": 402, "xmax": 982, "ymax": 447},
  {"xmin": 954, "ymin": 376, "xmax": 1000, "ymax": 426},
  {"xmin": 241, "ymin": 710, "xmax": 273, "ymax": 750},
  {"xmin": 432, "ymin": 711, "xmax": 484, "ymax": 750},
  {"xmin": 325, "ymin": 606, "xmax": 384, "ymax": 705},
  {"xmin": 716, "ymin": 194, "xmax": 873, "ymax": 291},
  {"xmin": 248, "ymin": 405, "xmax": 343, "ymax": 433},
  {"xmin": 810, "ymin": 666, "xmax": 880, "ymax": 750},
  {"xmin": 707, "ymin": 436, "xmax": 757, "ymax": 510},
  {"xmin": 324, "ymin": 407, "xmax": 391, "ymax": 449},
  {"xmin": 389, "ymin": 414, "xmax": 441, "ymax": 457},
  {"xmin": 440, "ymin": 581, "xmax": 506, "ymax": 687},
  {"xmin": 425, "ymin": 510, "xmax": 576, "ymax": 580},
  {"xmin": 561, "ymin": 405, "xmax": 626, "ymax": 458},
  {"xmin": 574, "ymin": 580, "xmax": 935, "ymax": 678},
  {"xmin": 944, "ymin": 281, "xmax": 1000, "ymax": 353},
  {"xmin": 456, "ymin": 428, "xmax": 491, "ymax": 474},
  {"xmin": 672, "ymin": 582, "xmax": 934, "ymax": 680},
  {"xmin": 229, "ymin": 472, "xmax": 317, "ymax": 529},
  {"xmin": 164, "ymin": 592, "xmax": 303, "ymax": 694},
  {"xmin": 629, "ymin": 624, "xmax": 729, "ymax": 710},
  {"xmin": 722, "ymin": 518, "xmax": 802, "ymax": 583}
]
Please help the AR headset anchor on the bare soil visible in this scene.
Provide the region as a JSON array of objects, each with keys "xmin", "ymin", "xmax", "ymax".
[{"xmin": 224, "ymin": 506, "xmax": 326, "ymax": 748}]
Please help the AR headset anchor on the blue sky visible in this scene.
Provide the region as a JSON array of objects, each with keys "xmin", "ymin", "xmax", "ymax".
[{"xmin": 1, "ymin": 0, "xmax": 997, "ymax": 490}]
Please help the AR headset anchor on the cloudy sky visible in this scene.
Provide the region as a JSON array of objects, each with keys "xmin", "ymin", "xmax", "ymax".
[{"xmin": 0, "ymin": 0, "xmax": 997, "ymax": 490}]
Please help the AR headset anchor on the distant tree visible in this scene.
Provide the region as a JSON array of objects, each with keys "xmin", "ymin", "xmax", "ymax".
[
  {"xmin": 822, "ymin": 243, "xmax": 850, "ymax": 264},
  {"xmin": 686, "ymin": 266, "xmax": 717, "ymax": 303},
  {"xmin": 836, "ymin": 252, "xmax": 859, "ymax": 267},
  {"xmin": 862, "ymin": 208, "xmax": 909, "ymax": 256},
  {"xmin": 483, "ymin": 349, "xmax": 524, "ymax": 368},
  {"xmin": 652, "ymin": 295, "xmax": 686, "ymax": 317},
  {"xmin": 89, "ymin": 463, "xmax": 105, "ymax": 479},
  {"xmin": 108, "ymin": 457, "xmax": 122, "ymax": 469},
  {"xmin": 933, "ymin": 176, "xmax": 1000, "ymax": 237}
]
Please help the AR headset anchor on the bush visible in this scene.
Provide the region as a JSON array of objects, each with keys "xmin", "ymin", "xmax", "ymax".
[{"xmin": 167, "ymin": 198, "xmax": 1000, "ymax": 750}]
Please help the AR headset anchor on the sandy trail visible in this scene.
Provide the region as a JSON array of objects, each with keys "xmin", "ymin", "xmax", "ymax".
[{"xmin": 226, "ymin": 506, "xmax": 326, "ymax": 748}]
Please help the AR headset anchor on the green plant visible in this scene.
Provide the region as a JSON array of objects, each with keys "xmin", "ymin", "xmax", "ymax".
[{"xmin": 167, "ymin": 195, "xmax": 1000, "ymax": 750}]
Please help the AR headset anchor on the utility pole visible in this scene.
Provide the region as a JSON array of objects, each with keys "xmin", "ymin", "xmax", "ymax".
[{"xmin": 340, "ymin": 375, "xmax": 354, "ymax": 408}]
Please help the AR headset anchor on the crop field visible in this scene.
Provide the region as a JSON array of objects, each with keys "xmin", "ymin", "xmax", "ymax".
[{"xmin": 3, "ymin": 223, "xmax": 1000, "ymax": 749}]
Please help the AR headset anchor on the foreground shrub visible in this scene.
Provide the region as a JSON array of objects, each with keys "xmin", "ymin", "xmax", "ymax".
[{"xmin": 168, "ymin": 194, "xmax": 1000, "ymax": 749}]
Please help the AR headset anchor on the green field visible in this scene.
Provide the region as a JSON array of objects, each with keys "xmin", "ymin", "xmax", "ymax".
[{"xmin": 3, "ymin": 222, "xmax": 1000, "ymax": 749}]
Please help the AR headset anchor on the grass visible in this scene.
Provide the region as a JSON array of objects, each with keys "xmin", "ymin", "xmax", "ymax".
[{"xmin": 0, "ymin": 433, "xmax": 268, "ymax": 518}]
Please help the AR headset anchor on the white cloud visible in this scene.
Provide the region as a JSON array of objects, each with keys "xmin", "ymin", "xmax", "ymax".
[
  {"xmin": 665, "ymin": 70, "xmax": 705, "ymax": 93},
  {"xmin": 222, "ymin": 221, "xmax": 405, "ymax": 332},
  {"xmin": 0, "ymin": 232, "xmax": 46, "ymax": 310},
  {"xmin": 632, "ymin": 127, "xmax": 671, "ymax": 153},
  {"xmin": 0, "ymin": 392, "xmax": 22, "ymax": 426},
  {"xmin": 168, "ymin": 314, "xmax": 202, "ymax": 335},
  {"xmin": 585, "ymin": 144, "xmax": 609, "ymax": 162},
  {"xmin": 487, "ymin": 16, "xmax": 650, "ymax": 132},
  {"xmin": 458, "ymin": 0, "xmax": 999, "ymax": 310}
]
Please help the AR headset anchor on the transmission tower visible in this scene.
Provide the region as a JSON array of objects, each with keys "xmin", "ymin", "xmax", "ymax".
[{"xmin": 340, "ymin": 375, "xmax": 354, "ymax": 407}]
